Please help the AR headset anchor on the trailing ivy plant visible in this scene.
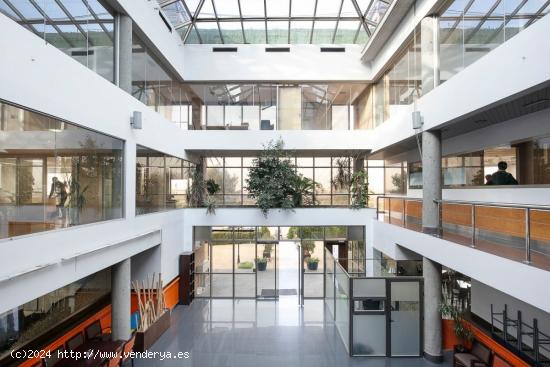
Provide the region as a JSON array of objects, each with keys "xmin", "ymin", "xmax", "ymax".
[
  {"xmin": 350, "ymin": 169, "xmax": 369, "ymax": 209},
  {"xmin": 187, "ymin": 161, "xmax": 219, "ymax": 215},
  {"xmin": 245, "ymin": 139, "xmax": 318, "ymax": 217}
]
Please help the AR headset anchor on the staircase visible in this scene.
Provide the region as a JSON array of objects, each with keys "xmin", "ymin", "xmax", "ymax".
[{"xmin": 491, "ymin": 304, "xmax": 550, "ymax": 366}]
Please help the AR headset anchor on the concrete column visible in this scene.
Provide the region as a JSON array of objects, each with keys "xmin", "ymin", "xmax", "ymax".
[
  {"xmin": 423, "ymin": 257, "xmax": 443, "ymax": 362},
  {"xmin": 420, "ymin": 15, "xmax": 440, "ymax": 94},
  {"xmin": 117, "ymin": 15, "xmax": 132, "ymax": 94},
  {"xmin": 111, "ymin": 258, "xmax": 131, "ymax": 341},
  {"xmin": 191, "ymin": 98, "xmax": 203, "ymax": 129},
  {"xmin": 422, "ymin": 130, "xmax": 442, "ymax": 235}
]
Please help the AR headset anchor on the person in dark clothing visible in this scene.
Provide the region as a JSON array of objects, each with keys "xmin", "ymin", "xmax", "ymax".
[
  {"xmin": 491, "ymin": 161, "xmax": 518, "ymax": 185},
  {"xmin": 485, "ymin": 174, "xmax": 493, "ymax": 185}
]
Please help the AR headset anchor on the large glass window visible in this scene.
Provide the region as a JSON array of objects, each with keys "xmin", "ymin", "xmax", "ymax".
[
  {"xmin": 204, "ymin": 156, "xmax": 361, "ymax": 206},
  {"xmin": 187, "ymin": 83, "xmax": 368, "ymax": 130},
  {"xmin": 136, "ymin": 146, "xmax": 194, "ymax": 214},
  {"xmin": 0, "ymin": 268, "xmax": 111, "ymax": 363},
  {"xmin": 132, "ymin": 34, "xmax": 193, "ymax": 129},
  {"xmin": 405, "ymin": 140, "xmax": 550, "ymax": 189},
  {"xmin": 0, "ymin": 102, "xmax": 123, "ymax": 240}
]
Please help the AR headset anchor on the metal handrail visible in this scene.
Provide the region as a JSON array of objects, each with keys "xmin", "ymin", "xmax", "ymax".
[
  {"xmin": 377, "ymin": 195, "xmax": 550, "ymax": 211},
  {"xmin": 375, "ymin": 196, "xmax": 550, "ymax": 265},
  {"xmin": 434, "ymin": 199, "xmax": 550, "ymax": 211}
]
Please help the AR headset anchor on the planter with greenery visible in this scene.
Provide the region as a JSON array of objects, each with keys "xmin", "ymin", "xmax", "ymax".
[
  {"xmin": 245, "ymin": 139, "xmax": 318, "ymax": 217},
  {"xmin": 440, "ymin": 301, "xmax": 474, "ymax": 351},
  {"xmin": 306, "ymin": 257, "xmax": 320, "ymax": 271},
  {"xmin": 237, "ymin": 261, "xmax": 254, "ymax": 270},
  {"xmin": 256, "ymin": 257, "xmax": 268, "ymax": 271}
]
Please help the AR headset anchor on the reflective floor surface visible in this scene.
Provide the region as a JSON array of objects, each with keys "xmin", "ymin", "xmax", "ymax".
[{"xmin": 134, "ymin": 298, "xmax": 451, "ymax": 367}]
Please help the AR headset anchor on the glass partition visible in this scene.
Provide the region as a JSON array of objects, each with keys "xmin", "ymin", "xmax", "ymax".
[
  {"xmin": 186, "ymin": 83, "xmax": 368, "ymax": 130},
  {"xmin": 0, "ymin": 102, "xmax": 123, "ymax": 240},
  {"xmin": 136, "ymin": 146, "xmax": 194, "ymax": 214},
  {"xmin": 196, "ymin": 226, "xmax": 365, "ymax": 299},
  {"xmin": 335, "ymin": 260, "xmax": 351, "ymax": 352},
  {"xmin": 0, "ymin": 268, "xmax": 111, "ymax": 363}
]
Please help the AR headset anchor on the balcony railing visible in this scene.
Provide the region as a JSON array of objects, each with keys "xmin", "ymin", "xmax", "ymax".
[{"xmin": 376, "ymin": 196, "xmax": 550, "ymax": 271}]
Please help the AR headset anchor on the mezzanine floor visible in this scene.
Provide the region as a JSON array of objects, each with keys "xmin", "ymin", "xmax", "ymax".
[{"xmin": 134, "ymin": 298, "xmax": 451, "ymax": 367}]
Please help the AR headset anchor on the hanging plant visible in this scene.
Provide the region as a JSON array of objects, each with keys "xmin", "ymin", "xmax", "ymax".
[
  {"xmin": 350, "ymin": 169, "xmax": 369, "ymax": 209},
  {"xmin": 245, "ymin": 138, "xmax": 318, "ymax": 217},
  {"xmin": 187, "ymin": 161, "xmax": 218, "ymax": 215}
]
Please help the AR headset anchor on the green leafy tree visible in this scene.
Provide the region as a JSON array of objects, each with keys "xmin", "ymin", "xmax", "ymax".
[{"xmin": 245, "ymin": 139, "xmax": 318, "ymax": 217}]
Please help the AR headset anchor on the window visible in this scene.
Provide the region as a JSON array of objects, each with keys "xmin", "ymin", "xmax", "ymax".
[
  {"xmin": 136, "ymin": 146, "xmax": 194, "ymax": 214},
  {"xmin": 0, "ymin": 102, "xmax": 123, "ymax": 239}
]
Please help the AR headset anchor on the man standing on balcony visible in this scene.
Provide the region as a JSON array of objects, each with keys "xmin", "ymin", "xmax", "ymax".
[{"xmin": 491, "ymin": 161, "xmax": 518, "ymax": 185}]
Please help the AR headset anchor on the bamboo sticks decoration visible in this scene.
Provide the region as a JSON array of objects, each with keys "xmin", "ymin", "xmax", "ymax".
[{"xmin": 132, "ymin": 272, "xmax": 166, "ymax": 332}]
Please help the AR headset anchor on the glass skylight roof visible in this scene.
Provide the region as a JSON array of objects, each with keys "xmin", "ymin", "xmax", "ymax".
[
  {"xmin": 158, "ymin": 0, "xmax": 393, "ymax": 44},
  {"xmin": 0, "ymin": 0, "xmax": 113, "ymax": 47}
]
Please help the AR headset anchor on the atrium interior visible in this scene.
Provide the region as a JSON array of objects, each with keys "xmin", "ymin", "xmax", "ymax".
[{"xmin": 0, "ymin": 0, "xmax": 550, "ymax": 366}]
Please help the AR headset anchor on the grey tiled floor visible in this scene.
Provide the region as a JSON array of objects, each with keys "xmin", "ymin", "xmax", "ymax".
[{"xmin": 134, "ymin": 298, "xmax": 451, "ymax": 367}]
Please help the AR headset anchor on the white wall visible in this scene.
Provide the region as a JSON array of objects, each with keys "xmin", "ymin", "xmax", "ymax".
[
  {"xmin": 183, "ymin": 44, "xmax": 370, "ymax": 81},
  {"xmin": 0, "ymin": 209, "xmax": 186, "ymax": 314},
  {"xmin": 371, "ymin": 219, "xmax": 550, "ymax": 313},
  {"xmin": 471, "ymin": 279, "xmax": 550, "ymax": 356},
  {"xmin": 182, "ymin": 208, "xmax": 376, "ymax": 251}
]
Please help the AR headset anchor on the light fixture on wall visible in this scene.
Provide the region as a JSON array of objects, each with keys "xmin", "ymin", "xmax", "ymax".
[{"xmin": 131, "ymin": 111, "xmax": 142, "ymax": 129}]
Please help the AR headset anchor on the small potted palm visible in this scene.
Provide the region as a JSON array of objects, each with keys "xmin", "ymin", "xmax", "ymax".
[{"xmin": 307, "ymin": 257, "xmax": 320, "ymax": 271}]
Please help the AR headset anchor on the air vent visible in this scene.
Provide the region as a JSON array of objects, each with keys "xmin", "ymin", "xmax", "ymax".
[
  {"xmin": 320, "ymin": 47, "xmax": 346, "ymax": 52},
  {"xmin": 465, "ymin": 47, "xmax": 491, "ymax": 52},
  {"xmin": 71, "ymin": 50, "xmax": 93, "ymax": 56},
  {"xmin": 212, "ymin": 47, "xmax": 238, "ymax": 52},
  {"xmin": 158, "ymin": 10, "xmax": 172, "ymax": 33},
  {"xmin": 265, "ymin": 47, "xmax": 290, "ymax": 52}
]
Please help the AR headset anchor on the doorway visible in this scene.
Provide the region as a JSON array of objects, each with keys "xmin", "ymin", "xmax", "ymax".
[{"xmin": 194, "ymin": 226, "xmax": 365, "ymax": 301}]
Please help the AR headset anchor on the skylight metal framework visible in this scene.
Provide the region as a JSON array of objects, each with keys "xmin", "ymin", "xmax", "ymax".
[
  {"xmin": 0, "ymin": 0, "xmax": 114, "ymax": 45},
  {"xmin": 158, "ymin": 0, "xmax": 392, "ymax": 44},
  {"xmin": 439, "ymin": 0, "xmax": 550, "ymax": 45}
]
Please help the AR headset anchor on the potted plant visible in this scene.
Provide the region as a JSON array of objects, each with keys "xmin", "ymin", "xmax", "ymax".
[
  {"xmin": 245, "ymin": 139, "xmax": 318, "ymax": 217},
  {"xmin": 256, "ymin": 257, "xmax": 268, "ymax": 271},
  {"xmin": 440, "ymin": 301, "xmax": 474, "ymax": 352},
  {"xmin": 307, "ymin": 257, "xmax": 319, "ymax": 271},
  {"xmin": 132, "ymin": 273, "xmax": 171, "ymax": 352}
]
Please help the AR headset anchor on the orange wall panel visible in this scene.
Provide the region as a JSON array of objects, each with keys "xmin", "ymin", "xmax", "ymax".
[{"xmin": 442, "ymin": 319, "xmax": 530, "ymax": 367}]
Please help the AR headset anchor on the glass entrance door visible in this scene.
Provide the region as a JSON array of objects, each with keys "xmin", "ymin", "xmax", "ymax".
[
  {"xmin": 256, "ymin": 240, "xmax": 277, "ymax": 298},
  {"xmin": 277, "ymin": 241, "xmax": 300, "ymax": 300}
]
